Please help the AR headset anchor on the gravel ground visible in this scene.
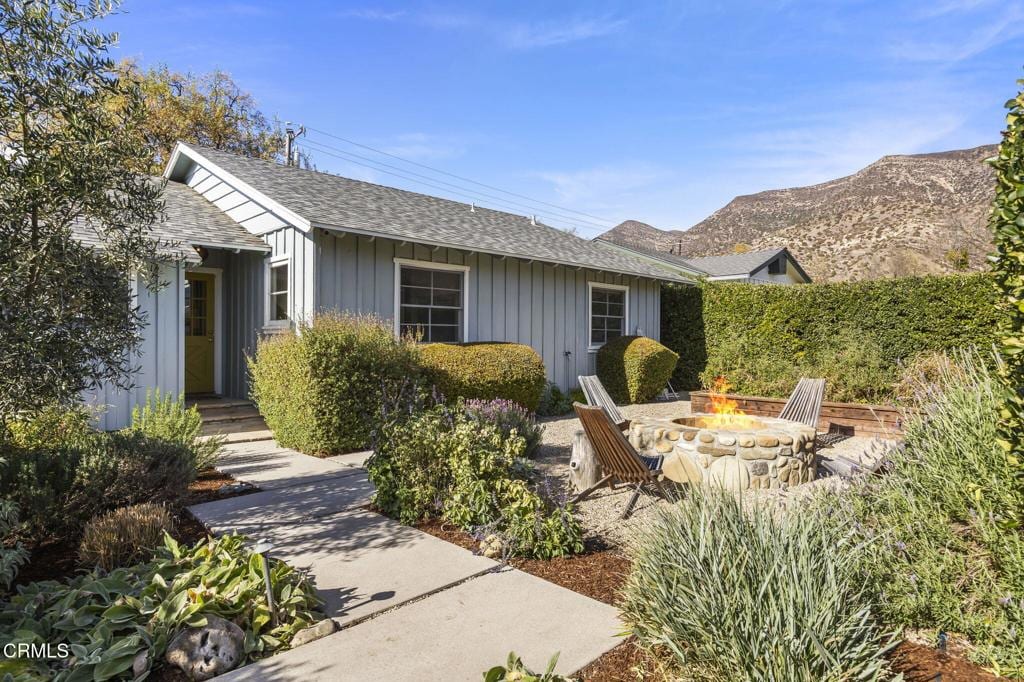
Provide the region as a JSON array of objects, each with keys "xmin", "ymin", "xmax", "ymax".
[{"xmin": 533, "ymin": 397, "xmax": 900, "ymax": 548}]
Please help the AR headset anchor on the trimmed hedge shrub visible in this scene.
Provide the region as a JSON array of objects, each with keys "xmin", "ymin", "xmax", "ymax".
[
  {"xmin": 661, "ymin": 275, "xmax": 999, "ymax": 403},
  {"xmin": 248, "ymin": 313, "xmax": 424, "ymax": 455},
  {"xmin": 420, "ymin": 342, "xmax": 546, "ymax": 412},
  {"xmin": 596, "ymin": 336, "xmax": 679, "ymax": 404}
]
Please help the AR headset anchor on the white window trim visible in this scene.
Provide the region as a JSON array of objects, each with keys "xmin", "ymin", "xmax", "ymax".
[
  {"xmin": 587, "ymin": 281, "xmax": 630, "ymax": 352},
  {"xmin": 264, "ymin": 254, "xmax": 291, "ymax": 329},
  {"xmin": 393, "ymin": 257, "xmax": 470, "ymax": 342}
]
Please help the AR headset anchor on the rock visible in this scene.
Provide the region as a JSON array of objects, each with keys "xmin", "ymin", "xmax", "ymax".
[
  {"xmin": 682, "ymin": 431, "xmax": 697, "ymax": 441},
  {"xmin": 697, "ymin": 445, "xmax": 735, "ymax": 457},
  {"xmin": 699, "ymin": 453, "xmax": 711, "ymax": 468},
  {"xmin": 739, "ymin": 446, "xmax": 778, "ymax": 460},
  {"xmin": 738, "ymin": 436, "xmax": 756, "ymax": 447},
  {"xmin": 718, "ymin": 435, "xmax": 737, "ymax": 446},
  {"xmin": 665, "ymin": 430, "xmax": 681, "ymax": 441},
  {"xmin": 756, "ymin": 435, "xmax": 780, "ymax": 448},
  {"xmin": 779, "ymin": 435, "xmax": 793, "ymax": 446},
  {"xmin": 132, "ymin": 651, "xmax": 149, "ymax": 679},
  {"xmin": 769, "ymin": 463, "xmax": 778, "ymax": 477},
  {"xmin": 698, "ymin": 432, "xmax": 715, "ymax": 444},
  {"xmin": 291, "ymin": 619, "xmax": 338, "ymax": 648},
  {"xmin": 569, "ymin": 430, "xmax": 603, "ymax": 492},
  {"xmin": 654, "ymin": 440, "xmax": 674, "ymax": 454},
  {"xmin": 747, "ymin": 460, "xmax": 768, "ymax": 476},
  {"xmin": 779, "ymin": 447, "xmax": 793, "ymax": 456},
  {"xmin": 166, "ymin": 615, "xmax": 245, "ymax": 681},
  {"xmin": 708, "ymin": 456, "xmax": 750, "ymax": 491},
  {"xmin": 480, "ymin": 534, "xmax": 506, "ymax": 559},
  {"xmin": 663, "ymin": 452, "xmax": 704, "ymax": 484}
]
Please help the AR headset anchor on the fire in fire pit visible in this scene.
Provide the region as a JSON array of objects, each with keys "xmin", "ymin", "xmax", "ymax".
[{"xmin": 628, "ymin": 378, "xmax": 818, "ymax": 492}]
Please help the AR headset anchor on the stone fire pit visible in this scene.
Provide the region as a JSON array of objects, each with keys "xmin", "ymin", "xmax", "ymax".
[{"xmin": 627, "ymin": 413, "xmax": 817, "ymax": 492}]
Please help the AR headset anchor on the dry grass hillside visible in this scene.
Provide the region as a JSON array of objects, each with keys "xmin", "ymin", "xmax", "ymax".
[{"xmin": 601, "ymin": 145, "xmax": 997, "ymax": 281}]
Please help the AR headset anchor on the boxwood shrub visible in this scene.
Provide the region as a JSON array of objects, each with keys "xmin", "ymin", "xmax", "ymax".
[
  {"xmin": 420, "ymin": 342, "xmax": 546, "ymax": 412},
  {"xmin": 661, "ymin": 275, "xmax": 999, "ymax": 402},
  {"xmin": 248, "ymin": 313, "xmax": 424, "ymax": 455},
  {"xmin": 596, "ymin": 336, "xmax": 679, "ymax": 404}
]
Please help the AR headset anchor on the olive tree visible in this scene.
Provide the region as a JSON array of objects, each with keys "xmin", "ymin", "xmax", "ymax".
[{"xmin": 0, "ymin": 0, "xmax": 166, "ymax": 419}]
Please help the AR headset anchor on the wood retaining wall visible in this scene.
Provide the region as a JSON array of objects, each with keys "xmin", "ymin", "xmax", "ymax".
[{"xmin": 689, "ymin": 391, "xmax": 905, "ymax": 438}]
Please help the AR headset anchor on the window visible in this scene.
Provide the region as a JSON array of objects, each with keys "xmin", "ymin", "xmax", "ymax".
[
  {"xmin": 589, "ymin": 283, "xmax": 628, "ymax": 348},
  {"xmin": 396, "ymin": 262, "xmax": 466, "ymax": 342},
  {"xmin": 268, "ymin": 258, "xmax": 289, "ymax": 324},
  {"xmin": 185, "ymin": 277, "xmax": 208, "ymax": 337},
  {"xmin": 768, "ymin": 257, "xmax": 786, "ymax": 275}
]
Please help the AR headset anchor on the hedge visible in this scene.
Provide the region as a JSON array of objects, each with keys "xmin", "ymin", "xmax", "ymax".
[
  {"xmin": 661, "ymin": 274, "xmax": 999, "ymax": 403},
  {"xmin": 420, "ymin": 342, "xmax": 546, "ymax": 412},
  {"xmin": 248, "ymin": 313, "xmax": 424, "ymax": 455},
  {"xmin": 596, "ymin": 336, "xmax": 679, "ymax": 403}
]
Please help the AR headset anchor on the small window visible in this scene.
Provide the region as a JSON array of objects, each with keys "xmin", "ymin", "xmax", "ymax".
[
  {"xmin": 269, "ymin": 261, "xmax": 289, "ymax": 322},
  {"xmin": 398, "ymin": 265, "xmax": 464, "ymax": 342},
  {"xmin": 768, "ymin": 257, "xmax": 786, "ymax": 275},
  {"xmin": 590, "ymin": 285, "xmax": 627, "ymax": 347}
]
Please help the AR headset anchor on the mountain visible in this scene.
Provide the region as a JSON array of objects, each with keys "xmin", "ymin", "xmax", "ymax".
[{"xmin": 599, "ymin": 145, "xmax": 997, "ymax": 282}]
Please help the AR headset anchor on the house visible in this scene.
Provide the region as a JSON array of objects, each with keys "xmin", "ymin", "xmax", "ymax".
[
  {"xmin": 594, "ymin": 239, "xmax": 812, "ymax": 284},
  {"xmin": 82, "ymin": 143, "xmax": 687, "ymax": 428}
]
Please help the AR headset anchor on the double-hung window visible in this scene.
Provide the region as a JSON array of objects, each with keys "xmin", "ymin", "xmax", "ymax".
[
  {"xmin": 267, "ymin": 257, "xmax": 289, "ymax": 325},
  {"xmin": 397, "ymin": 262, "xmax": 466, "ymax": 342},
  {"xmin": 589, "ymin": 283, "xmax": 628, "ymax": 349}
]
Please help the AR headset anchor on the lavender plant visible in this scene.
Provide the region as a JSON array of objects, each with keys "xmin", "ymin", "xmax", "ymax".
[{"xmin": 464, "ymin": 398, "xmax": 543, "ymax": 458}]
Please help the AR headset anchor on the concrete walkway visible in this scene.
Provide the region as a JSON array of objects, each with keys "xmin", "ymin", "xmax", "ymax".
[{"xmin": 189, "ymin": 440, "xmax": 621, "ymax": 680}]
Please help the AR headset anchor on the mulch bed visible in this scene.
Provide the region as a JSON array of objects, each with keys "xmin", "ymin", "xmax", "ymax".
[
  {"xmin": 415, "ymin": 521, "xmax": 1008, "ymax": 681},
  {"xmin": 12, "ymin": 469, "xmax": 248, "ymax": 586}
]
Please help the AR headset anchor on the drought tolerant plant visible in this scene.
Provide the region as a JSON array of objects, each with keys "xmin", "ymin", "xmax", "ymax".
[
  {"xmin": 126, "ymin": 389, "xmax": 224, "ymax": 471},
  {"xmin": 620, "ymin": 486, "xmax": 895, "ymax": 681},
  {"xmin": 249, "ymin": 312, "xmax": 425, "ymax": 454},
  {"xmin": 536, "ymin": 382, "xmax": 574, "ymax": 417},
  {"xmin": 420, "ymin": 342, "xmax": 547, "ymax": 411},
  {"xmin": 484, "ymin": 652, "xmax": 569, "ymax": 682},
  {"xmin": 828, "ymin": 350, "xmax": 1024, "ymax": 675},
  {"xmin": 987, "ymin": 75, "xmax": 1024, "ymax": 526},
  {"xmin": 0, "ymin": 499, "xmax": 27, "ymax": 589},
  {"xmin": 367, "ymin": 402, "xmax": 582, "ymax": 559},
  {"xmin": 0, "ymin": 533, "xmax": 323, "ymax": 680},
  {"xmin": 79, "ymin": 503, "xmax": 175, "ymax": 571},
  {"xmin": 465, "ymin": 398, "xmax": 544, "ymax": 458}
]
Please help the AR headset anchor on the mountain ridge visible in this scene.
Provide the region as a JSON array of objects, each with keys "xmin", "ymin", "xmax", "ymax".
[{"xmin": 599, "ymin": 144, "xmax": 997, "ymax": 282}]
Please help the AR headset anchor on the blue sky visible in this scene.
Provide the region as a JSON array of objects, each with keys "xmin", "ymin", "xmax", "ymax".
[{"xmin": 106, "ymin": 1, "xmax": 1024, "ymax": 236}]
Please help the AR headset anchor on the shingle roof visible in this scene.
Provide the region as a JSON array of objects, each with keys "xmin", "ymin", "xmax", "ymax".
[
  {"xmin": 683, "ymin": 248, "xmax": 788, "ymax": 277},
  {"xmin": 72, "ymin": 180, "xmax": 270, "ymax": 262},
  {"xmin": 181, "ymin": 144, "xmax": 685, "ymax": 282}
]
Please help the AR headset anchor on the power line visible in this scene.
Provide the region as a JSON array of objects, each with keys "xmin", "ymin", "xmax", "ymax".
[
  {"xmin": 296, "ymin": 139, "xmax": 608, "ymax": 233},
  {"xmin": 304, "ymin": 125, "xmax": 618, "ymax": 225}
]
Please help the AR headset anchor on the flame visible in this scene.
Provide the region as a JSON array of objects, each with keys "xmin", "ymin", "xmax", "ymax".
[{"xmin": 702, "ymin": 376, "xmax": 759, "ymax": 429}]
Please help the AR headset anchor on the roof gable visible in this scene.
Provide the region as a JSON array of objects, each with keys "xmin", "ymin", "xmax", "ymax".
[{"xmin": 165, "ymin": 143, "xmax": 685, "ymax": 282}]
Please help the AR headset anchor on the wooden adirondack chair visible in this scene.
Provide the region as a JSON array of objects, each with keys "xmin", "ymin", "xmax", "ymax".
[
  {"xmin": 572, "ymin": 403, "xmax": 674, "ymax": 519},
  {"xmin": 779, "ymin": 378, "xmax": 826, "ymax": 429},
  {"xmin": 577, "ymin": 375, "xmax": 628, "ymax": 430}
]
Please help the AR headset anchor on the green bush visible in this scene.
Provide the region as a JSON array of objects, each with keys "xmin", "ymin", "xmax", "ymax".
[
  {"xmin": 0, "ymin": 500, "xmax": 27, "ymax": 589},
  {"xmin": 464, "ymin": 398, "xmax": 543, "ymax": 459},
  {"xmin": 661, "ymin": 275, "xmax": 999, "ymax": 402},
  {"xmin": 79, "ymin": 503, "xmax": 175, "ymax": 571},
  {"xmin": 420, "ymin": 342, "xmax": 546, "ymax": 412},
  {"xmin": 484, "ymin": 652, "xmax": 569, "ymax": 682},
  {"xmin": 825, "ymin": 351, "xmax": 1024, "ymax": 675},
  {"xmin": 0, "ymin": 428, "xmax": 194, "ymax": 541},
  {"xmin": 536, "ymin": 382, "xmax": 573, "ymax": 417},
  {"xmin": 125, "ymin": 389, "xmax": 223, "ymax": 471},
  {"xmin": 367, "ymin": 402, "xmax": 582, "ymax": 559},
  {"xmin": 596, "ymin": 336, "xmax": 679, "ymax": 403},
  {"xmin": 248, "ymin": 313, "xmax": 425, "ymax": 455},
  {"xmin": 621, "ymin": 487, "xmax": 894, "ymax": 681},
  {"xmin": 0, "ymin": 533, "xmax": 324, "ymax": 681}
]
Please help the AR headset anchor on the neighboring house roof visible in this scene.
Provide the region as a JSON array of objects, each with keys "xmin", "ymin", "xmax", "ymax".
[
  {"xmin": 684, "ymin": 248, "xmax": 811, "ymax": 281},
  {"xmin": 71, "ymin": 179, "xmax": 271, "ymax": 263},
  {"xmin": 165, "ymin": 143, "xmax": 687, "ymax": 282}
]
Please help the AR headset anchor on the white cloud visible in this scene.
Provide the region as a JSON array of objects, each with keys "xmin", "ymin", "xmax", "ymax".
[
  {"xmin": 377, "ymin": 132, "xmax": 473, "ymax": 161},
  {"xmin": 888, "ymin": 2, "xmax": 1024, "ymax": 62},
  {"xmin": 502, "ymin": 16, "xmax": 627, "ymax": 49},
  {"xmin": 338, "ymin": 8, "xmax": 406, "ymax": 21}
]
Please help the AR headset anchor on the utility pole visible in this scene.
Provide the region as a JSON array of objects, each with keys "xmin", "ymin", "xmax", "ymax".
[{"xmin": 284, "ymin": 123, "xmax": 305, "ymax": 167}]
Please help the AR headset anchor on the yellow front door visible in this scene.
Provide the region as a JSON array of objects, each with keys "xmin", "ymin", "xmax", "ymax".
[{"xmin": 185, "ymin": 273, "xmax": 215, "ymax": 394}]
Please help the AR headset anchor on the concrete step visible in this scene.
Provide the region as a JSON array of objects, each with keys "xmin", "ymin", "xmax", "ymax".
[
  {"xmin": 202, "ymin": 416, "xmax": 269, "ymax": 436},
  {"xmin": 188, "ymin": 397, "xmax": 252, "ymax": 410},
  {"xmin": 200, "ymin": 429, "xmax": 275, "ymax": 445},
  {"xmin": 199, "ymin": 406, "xmax": 263, "ymax": 423}
]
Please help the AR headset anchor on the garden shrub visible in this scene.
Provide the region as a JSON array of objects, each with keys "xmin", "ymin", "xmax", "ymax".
[
  {"xmin": 420, "ymin": 342, "xmax": 546, "ymax": 412},
  {"xmin": 464, "ymin": 398, "xmax": 543, "ymax": 458},
  {"xmin": 621, "ymin": 486, "xmax": 894, "ymax": 681},
  {"xmin": 367, "ymin": 402, "xmax": 582, "ymax": 559},
  {"xmin": 79, "ymin": 503, "xmax": 175, "ymax": 570},
  {"xmin": 125, "ymin": 389, "xmax": 223, "ymax": 471},
  {"xmin": 0, "ymin": 428, "xmax": 194, "ymax": 541},
  {"xmin": 484, "ymin": 652, "xmax": 569, "ymax": 682},
  {"xmin": 596, "ymin": 336, "xmax": 679, "ymax": 404},
  {"xmin": 536, "ymin": 382, "xmax": 573, "ymax": 417},
  {"xmin": 825, "ymin": 350, "xmax": 1024, "ymax": 675},
  {"xmin": 248, "ymin": 312, "xmax": 425, "ymax": 455},
  {"xmin": 0, "ymin": 533, "xmax": 324, "ymax": 680},
  {"xmin": 661, "ymin": 275, "xmax": 999, "ymax": 402},
  {"xmin": 0, "ymin": 500, "xmax": 27, "ymax": 589}
]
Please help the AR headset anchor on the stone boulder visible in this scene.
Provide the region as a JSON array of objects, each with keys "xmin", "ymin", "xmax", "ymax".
[{"xmin": 165, "ymin": 615, "xmax": 245, "ymax": 681}]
